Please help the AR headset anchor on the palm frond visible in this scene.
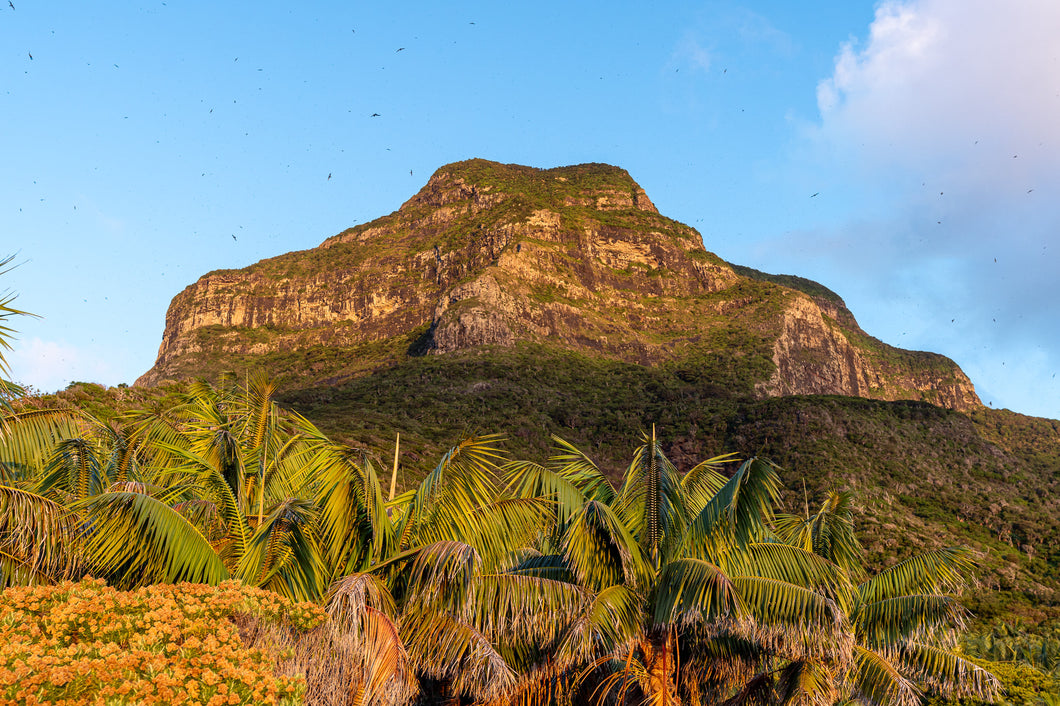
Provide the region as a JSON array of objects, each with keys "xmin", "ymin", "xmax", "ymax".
[
  {"xmin": 468, "ymin": 572, "xmax": 588, "ymax": 645},
  {"xmin": 890, "ymin": 641, "xmax": 999, "ymax": 702},
  {"xmin": 853, "ymin": 593, "xmax": 967, "ymax": 648},
  {"xmin": 682, "ymin": 452, "xmax": 739, "ymax": 516},
  {"xmin": 555, "ymin": 584, "xmax": 643, "ymax": 666},
  {"xmin": 858, "ymin": 547, "xmax": 974, "ymax": 605},
  {"xmin": 774, "ymin": 491, "xmax": 864, "ymax": 574},
  {"xmin": 36, "ymin": 437, "xmax": 108, "ymax": 501},
  {"xmin": 773, "ymin": 659, "xmax": 837, "ymax": 706},
  {"xmin": 0, "ymin": 483, "xmax": 80, "ymax": 586},
  {"xmin": 468, "ymin": 496, "xmax": 554, "ymax": 571},
  {"xmin": 313, "ymin": 443, "xmax": 392, "ymax": 576},
  {"xmin": 562, "ymin": 499, "xmax": 650, "ymax": 591},
  {"xmin": 0, "ymin": 407, "xmax": 84, "ymax": 480},
  {"xmin": 393, "ymin": 434, "xmax": 507, "ymax": 551},
  {"xmin": 151, "ymin": 440, "xmax": 251, "ymax": 564},
  {"xmin": 683, "ymin": 457, "xmax": 782, "ymax": 562},
  {"xmin": 504, "ymin": 458, "xmax": 586, "ymax": 526},
  {"xmin": 352, "ymin": 605, "xmax": 417, "ymax": 706},
  {"xmin": 731, "ymin": 576, "xmax": 849, "ymax": 662},
  {"xmin": 400, "ymin": 606, "xmax": 517, "ymax": 702},
  {"xmin": 401, "ymin": 540, "xmax": 482, "ymax": 611},
  {"xmin": 727, "ymin": 542, "xmax": 854, "ymax": 613},
  {"xmin": 547, "ymin": 435, "xmax": 615, "ymax": 504},
  {"xmin": 653, "ymin": 557, "xmax": 745, "ymax": 630},
  {"xmin": 614, "ymin": 427, "xmax": 687, "ymax": 570},
  {"xmin": 849, "ymin": 644, "xmax": 920, "ymax": 706},
  {"xmin": 75, "ymin": 490, "xmax": 228, "ymax": 586},
  {"xmin": 236, "ymin": 496, "xmax": 325, "ymax": 601}
]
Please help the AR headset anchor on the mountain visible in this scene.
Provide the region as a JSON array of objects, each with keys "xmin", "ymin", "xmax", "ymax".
[
  {"xmin": 132, "ymin": 160, "xmax": 1060, "ymax": 621},
  {"xmin": 137, "ymin": 159, "xmax": 979, "ymax": 413}
]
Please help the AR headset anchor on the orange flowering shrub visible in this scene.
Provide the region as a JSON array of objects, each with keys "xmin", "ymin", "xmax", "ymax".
[{"xmin": 0, "ymin": 577, "xmax": 327, "ymax": 705}]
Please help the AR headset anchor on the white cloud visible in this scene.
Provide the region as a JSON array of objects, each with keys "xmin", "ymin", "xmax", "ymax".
[
  {"xmin": 6, "ymin": 338, "xmax": 119, "ymax": 394},
  {"xmin": 816, "ymin": 0, "xmax": 1060, "ymax": 180},
  {"xmin": 797, "ymin": 0, "xmax": 1060, "ymax": 418}
]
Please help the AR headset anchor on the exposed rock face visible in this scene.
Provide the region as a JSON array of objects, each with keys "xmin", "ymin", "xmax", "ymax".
[{"xmin": 136, "ymin": 159, "xmax": 981, "ymax": 412}]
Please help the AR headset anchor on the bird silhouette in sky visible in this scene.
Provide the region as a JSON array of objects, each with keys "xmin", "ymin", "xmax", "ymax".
[
  {"xmin": 396, "ymin": 47, "xmax": 405, "ymax": 52},
  {"xmin": 8, "ymin": 1, "xmax": 14, "ymax": 9},
  {"xmin": 810, "ymin": 192, "xmax": 819, "ymax": 198},
  {"xmin": 28, "ymin": 51, "xmax": 32, "ymax": 59},
  {"xmin": 327, "ymin": 173, "xmax": 332, "ymax": 180},
  {"xmin": 231, "ymin": 234, "xmax": 237, "ymax": 241},
  {"xmin": 371, "ymin": 113, "xmax": 380, "ymax": 117}
]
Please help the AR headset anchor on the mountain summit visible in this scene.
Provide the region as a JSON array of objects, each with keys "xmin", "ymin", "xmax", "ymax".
[{"xmin": 136, "ymin": 159, "xmax": 979, "ymax": 411}]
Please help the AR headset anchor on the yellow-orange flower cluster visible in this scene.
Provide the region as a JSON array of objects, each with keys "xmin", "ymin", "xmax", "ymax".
[{"xmin": 0, "ymin": 577, "xmax": 327, "ymax": 705}]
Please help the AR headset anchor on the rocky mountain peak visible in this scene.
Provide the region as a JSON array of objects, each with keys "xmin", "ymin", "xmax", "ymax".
[{"xmin": 136, "ymin": 159, "xmax": 980, "ymax": 413}]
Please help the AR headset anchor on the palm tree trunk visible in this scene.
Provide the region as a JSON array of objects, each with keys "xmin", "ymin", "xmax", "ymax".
[{"xmin": 643, "ymin": 633, "xmax": 680, "ymax": 706}]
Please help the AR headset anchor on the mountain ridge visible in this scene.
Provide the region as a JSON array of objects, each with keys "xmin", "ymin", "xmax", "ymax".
[{"xmin": 136, "ymin": 158, "xmax": 980, "ymax": 413}]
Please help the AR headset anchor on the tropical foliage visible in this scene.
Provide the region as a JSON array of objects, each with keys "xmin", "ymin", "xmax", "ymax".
[
  {"xmin": 0, "ymin": 383, "xmax": 1002, "ymax": 704},
  {"xmin": 0, "ymin": 275, "xmax": 1003, "ymax": 706}
]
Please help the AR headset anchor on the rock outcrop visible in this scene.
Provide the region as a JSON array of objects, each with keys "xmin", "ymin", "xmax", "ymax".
[{"xmin": 136, "ymin": 159, "xmax": 981, "ymax": 412}]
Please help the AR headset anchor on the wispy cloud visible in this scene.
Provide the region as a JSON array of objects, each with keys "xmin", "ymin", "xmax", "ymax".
[{"xmin": 786, "ymin": 0, "xmax": 1060, "ymax": 417}]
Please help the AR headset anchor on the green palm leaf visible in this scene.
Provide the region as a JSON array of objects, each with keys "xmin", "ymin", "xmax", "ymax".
[
  {"xmin": 76, "ymin": 490, "xmax": 228, "ymax": 586},
  {"xmin": 891, "ymin": 641, "xmax": 999, "ymax": 701},
  {"xmin": 556, "ymin": 584, "xmax": 643, "ymax": 665},
  {"xmin": 849, "ymin": 644, "xmax": 920, "ymax": 706},
  {"xmin": 562, "ymin": 499, "xmax": 650, "ymax": 591},
  {"xmin": 36, "ymin": 437, "xmax": 107, "ymax": 501},
  {"xmin": 236, "ymin": 496, "xmax": 325, "ymax": 601},
  {"xmin": 504, "ymin": 458, "xmax": 587, "ymax": 526},
  {"xmin": 774, "ymin": 491, "xmax": 864, "ymax": 574},
  {"xmin": 0, "ymin": 407, "xmax": 84, "ymax": 482},
  {"xmin": 773, "ymin": 659, "xmax": 837, "ymax": 706},
  {"xmin": 727, "ymin": 542, "xmax": 854, "ymax": 612},
  {"xmin": 151, "ymin": 440, "xmax": 251, "ymax": 565},
  {"xmin": 681, "ymin": 452, "xmax": 739, "ymax": 516},
  {"xmin": 468, "ymin": 572, "xmax": 587, "ymax": 644},
  {"xmin": 682, "ymin": 457, "xmax": 782, "ymax": 561},
  {"xmin": 731, "ymin": 576, "xmax": 849, "ymax": 662},
  {"xmin": 652, "ymin": 557, "xmax": 746, "ymax": 629},
  {"xmin": 547, "ymin": 435, "xmax": 616, "ymax": 504},
  {"xmin": 857, "ymin": 547, "xmax": 974, "ymax": 605},
  {"xmin": 853, "ymin": 593, "xmax": 967, "ymax": 648},
  {"xmin": 313, "ymin": 443, "xmax": 392, "ymax": 576},
  {"xmin": 468, "ymin": 496, "xmax": 554, "ymax": 571}
]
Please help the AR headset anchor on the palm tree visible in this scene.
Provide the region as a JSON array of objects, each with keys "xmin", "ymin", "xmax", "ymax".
[
  {"xmin": 504, "ymin": 430, "xmax": 853, "ymax": 706},
  {"xmin": 776, "ymin": 492, "xmax": 999, "ymax": 706}
]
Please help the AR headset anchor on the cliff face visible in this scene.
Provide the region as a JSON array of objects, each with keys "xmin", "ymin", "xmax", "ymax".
[{"xmin": 136, "ymin": 159, "xmax": 980, "ymax": 412}]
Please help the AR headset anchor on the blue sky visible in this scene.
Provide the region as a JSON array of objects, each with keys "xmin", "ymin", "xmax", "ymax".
[{"xmin": 3, "ymin": 1, "xmax": 1059, "ymax": 419}]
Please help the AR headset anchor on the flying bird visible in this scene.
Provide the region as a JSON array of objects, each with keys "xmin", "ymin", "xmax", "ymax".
[
  {"xmin": 396, "ymin": 47, "xmax": 405, "ymax": 52},
  {"xmin": 8, "ymin": 2, "xmax": 14, "ymax": 9},
  {"xmin": 371, "ymin": 113, "xmax": 380, "ymax": 117},
  {"xmin": 28, "ymin": 51, "xmax": 32, "ymax": 59},
  {"xmin": 409, "ymin": 170, "xmax": 413, "ymax": 176},
  {"xmin": 231, "ymin": 234, "xmax": 237, "ymax": 241},
  {"xmin": 327, "ymin": 173, "xmax": 331, "ymax": 180},
  {"xmin": 810, "ymin": 192, "xmax": 819, "ymax": 198}
]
